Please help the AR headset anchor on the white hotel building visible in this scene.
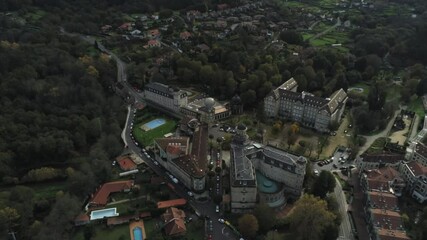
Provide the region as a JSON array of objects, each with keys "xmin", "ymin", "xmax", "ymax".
[{"xmin": 264, "ymin": 78, "xmax": 348, "ymax": 132}]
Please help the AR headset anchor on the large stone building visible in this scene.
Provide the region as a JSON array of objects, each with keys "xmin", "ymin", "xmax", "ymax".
[
  {"xmin": 144, "ymin": 82, "xmax": 188, "ymax": 114},
  {"xmin": 399, "ymin": 161, "xmax": 427, "ymax": 203},
  {"xmin": 264, "ymin": 78, "xmax": 348, "ymax": 132},
  {"xmin": 229, "ymin": 124, "xmax": 307, "ymax": 213},
  {"xmin": 144, "ymin": 82, "xmax": 233, "ymax": 122},
  {"xmin": 153, "ymin": 124, "xmax": 208, "ymax": 192}
]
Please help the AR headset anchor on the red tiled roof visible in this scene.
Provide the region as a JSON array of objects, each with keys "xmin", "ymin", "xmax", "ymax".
[
  {"xmin": 166, "ymin": 145, "xmax": 182, "ymax": 155},
  {"xmin": 147, "ymin": 39, "xmax": 160, "ymax": 46},
  {"xmin": 366, "ymin": 167, "xmax": 403, "ymax": 191},
  {"xmin": 367, "ymin": 191, "xmax": 398, "ymax": 210},
  {"xmin": 119, "ymin": 22, "xmax": 132, "ymax": 30},
  {"xmin": 155, "ymin": 137, "xmax": 189, "ymax": 154},
  {"xmin": 90, "ymin": 180, "xmax": 134, "ymax": 206},
  {"xmin": 407, "ymin": 161, "xmax": 427, "ymax": 176},
  {"xmin": 376, "ymin": 229, "xmax": 410, "ymax": 240},
  {"xmin": 180, "ymin": 31, "xmax": 192, "ymax": 39},
  {"xmin": 157, "ymin": 198, "xmax": 187, "ymax": 209},
  {"xmin": 162, "ymin": 207, "xmax": 186, "ymax": 236},
  {"xmin": 370, "ymin": 209, "xmax": 404, "ymax": 230},
  {"xmin": 117, "ymin": 157, "xmax": 137, "ymax": 171}
]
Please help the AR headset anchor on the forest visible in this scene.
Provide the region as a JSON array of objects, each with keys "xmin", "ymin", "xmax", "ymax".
[
  {"xmin": 1, "ymin": 0, "xmax": 427, "ymax": 238},
  {"xmin": 0, "ymin": 11, "xmax": 126, "ymax": 239}
]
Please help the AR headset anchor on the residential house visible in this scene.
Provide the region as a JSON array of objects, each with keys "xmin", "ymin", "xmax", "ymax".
[
  {"xmin": 161, "ymin": 207, "xmax": 186, "ymax": 237},
  {"xmin": 146, "ymin": 29, "xmax": 160, "ymax": 39},
  {"xmin": 86, "ymin": 180, "xmax": 134, "ymax": 209},
  {"xmin": 118, "ymin": 22, "xmax": 133, "ymax": 31},
  {"xmin": 117, "ymin": 156, "xmax": 137, "ymax": 171},
  {"xmin": 130, "ymin": 29, "xmax": 142, "ymax": 35},
  {"xmin": 264, "ymin": 78, "xmax": 348, "ymax": 133},
  {"xmin": 180, "ymin": 31, "xmax": 192, "ymax": 40},
  {"xmin": 144, "ymin": 39, "xmax": 161, "ymax": 48},
  {"xmin": 399, "ymin": 161, "xmax": 427, "ymax": 203}
]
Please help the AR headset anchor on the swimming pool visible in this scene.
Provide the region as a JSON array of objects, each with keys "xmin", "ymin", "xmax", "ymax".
[
  {"xmin": 133, "ymin": 227, "xmax": 143, "ymax": 240},
  {"xmin": 141, "ymin": 118, "xmax": 166, "ymax": 131},
  {"xmin": 90, "ymin": 208, "xmax": 119, "ymax": 220}
]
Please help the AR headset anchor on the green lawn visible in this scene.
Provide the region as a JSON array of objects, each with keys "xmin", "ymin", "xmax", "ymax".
[
  {"xmin": 132, "ymin": 108, "xmax": 177, "ymax": 146},
  {"xmin": 73, "ymin": 224, "xmax": 131, "ymax": 240},
  {"xmin": 30, "ymin": 181, "xmax": 68, "ymax": 200},
  {"xmin": 408, "ymin": 97, "xmax": 425, "ymax": 118}
]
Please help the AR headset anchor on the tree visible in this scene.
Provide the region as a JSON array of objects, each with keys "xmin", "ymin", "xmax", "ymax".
[
  {"xmin": 0, "ymin": 207, "xmax": 20, "ymax": 231},
  {"xmin": 417, "ymin": 78, "xmax": 427, "ymax": 97},
  {"xmin": 279, "ymin": 30, "xmax": 304, "ymax": 45},
  {"xmin": 254, "ymin": 203, "xmax": 275, "ymax": 233},
  {"xmin": 368, "ymin": 83, "xmax": 386, "ymax": 111},
  {"xmin": 238, "ymin": 214, "xmax": 259, "ymax": 238},
  {"xmin": 288, "ymin": 194, "xmax": 336, "ymax": 240},
  {"xmin": 35, "ymin": 194, "xmax": 80, "ymax": 240},
  {"xmin": 311, "ymin": 171, "xmax": 336, "ymax": 199},
  {"xmin": 265, "ymin": 230, "xmax": 284, "ymax": 240}
]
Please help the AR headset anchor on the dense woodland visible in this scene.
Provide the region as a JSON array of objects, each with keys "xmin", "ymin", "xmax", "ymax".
[
  {"xmin": 0, "ymin": 11, "xmax": 126, "ymax": 239},
  {"xmin": 1, "ymin": 0, "xmax": 427, "ymax": 239}
]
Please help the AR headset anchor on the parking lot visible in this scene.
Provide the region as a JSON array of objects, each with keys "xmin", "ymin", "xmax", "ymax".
[{"xmin": 313, "ymin": 147, "xmax": 354, "ymax": 172}]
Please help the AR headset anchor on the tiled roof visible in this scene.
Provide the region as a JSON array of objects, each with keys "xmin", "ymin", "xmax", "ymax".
[
  {"xmin": 370, "ymin": 209, "xmax": 405, "ymax": 230},
  {"xmin": 155, "ymin": 137, "xmax": 189, "ymax": 153},
  {"xmin": 117, "ymin": 157, "xmax": 137, "ymax": 171},
  {"xmin": 361, "ymin": 153, "xmax": 404, "ymax": 164},
  {"xmin": 326, "ymin": 88, "xmax": 347, "ymax": 114},
  {"xmin": 365, "ymin": 167, "xmax": 403, "ymax": 191},
  {"xmin": 162, "ymin": 207, "xmax": 186, "ymax": 236},
  {"xmin": 89, "ymin": 180, "xmax": 134, "ymax": 206},
  {"xmin": 376, "ymin": 228, "xmax": 410, "ymax": 240},
  {"xmin": 157, "ymin": 198, "xmax": 187, "ymax": 209},
  {"xmin": 406, "ymin": 161, "xmax": 427, "ymax": 176},
  {"xmin": 367, "ymin": 191, "xmax": 399, "ymax": 210}
]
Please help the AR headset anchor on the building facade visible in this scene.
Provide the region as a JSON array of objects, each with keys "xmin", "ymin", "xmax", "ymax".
[
  {"xmin": 264, "ymin": 78, "xmax": 348, "ymax": 132},
  {"xmin": 153, "ymin": 131, "xmax": 207, "ymax": 193},
  {"xmin": 229, "ymin": 124, "xmax": 307, "ymax": 213},
  {"xmin": 144, "ymin": 82, "xmax": 188, "ymax": 114},
  {"xmin": 399, "ymin": 161, "xmax": 427, "ymax": 203}
]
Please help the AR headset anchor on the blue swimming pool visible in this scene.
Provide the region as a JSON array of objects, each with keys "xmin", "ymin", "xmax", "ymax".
[
  {"xmin": 90, "ymin": 208, "xmax": 119, "ymax": 220},
  {"xmin": 142, "ymin": 118, "xmax": 166, "ymax": 131},
  {"xmin": 133, "ymin": 227, "xmax": 143, "ymax": 240}
]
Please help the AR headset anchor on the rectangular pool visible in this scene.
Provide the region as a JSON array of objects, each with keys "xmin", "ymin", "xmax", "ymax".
[
  {"xmin": 141, "ymin": 118, "xmax": 166, "ymax": 131},
  {"xmin": 133, "ymin": 227, "xmax": 143, "ymax": 240},
  {"xmin": 90, "ymin": 208, "xmax": 119, "ymax": 220}
]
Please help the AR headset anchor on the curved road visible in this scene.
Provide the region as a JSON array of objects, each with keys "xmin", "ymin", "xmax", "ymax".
[{"xmin": 60, "ymin": 28, "xmax": 236, "ymax": 240}]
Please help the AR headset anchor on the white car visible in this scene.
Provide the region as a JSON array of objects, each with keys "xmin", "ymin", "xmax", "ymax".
[
  {"xmin": 187, "ymin": 191, "xmax": 194, "ymax": 197},
  {"xmin": 314, "ymin": 169, "xmax": 319, "ymax": 176},
  {"xmin": 215, "ymin": 205, "xmax": 220, "ymax": 213},
  {"xmin": 154, "ymin": 161, "xmax": 159, "ymax": 166},
  {"xmin": 218, "ymin": 218, "xmax": 224, "ymax": 223}
]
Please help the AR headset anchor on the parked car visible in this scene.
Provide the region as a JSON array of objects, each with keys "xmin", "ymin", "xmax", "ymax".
[
  {"xmin": 215, "ymin": 205, "xmax": 220, "ymax": 213},
  {"xmin": 218, "ymin": 218, "xmax": 225, "ymax": 223},
  {"xmin": 314, "ymin": 169, "xmax": 319, "ymax": 176}
]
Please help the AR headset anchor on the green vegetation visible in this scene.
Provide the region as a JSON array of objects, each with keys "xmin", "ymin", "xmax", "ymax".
[
  {"xmin": 408, "ymin": 97, "xmax": 425, "ymax": 118},
  {"xmin": 366, "ymin": 137, "xmax": 388, "ymax": 154},
  {"xmin": 73, "ymin": 224, "xmax": 131, "ymax": 240},
  {"xmin": 132, "ymin": 109, "xmax": 177, "ymax": 146}
]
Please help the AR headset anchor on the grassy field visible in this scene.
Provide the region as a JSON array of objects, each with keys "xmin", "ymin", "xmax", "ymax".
[
  {"xmin": 73, "ymin": 223, "xmax": 131, "ymax": 240},
  {"xmin": 408, "ymin": 97, "xmax": 425, "ymax": 118},
  {"xmin": 132, "ymin": 109, "xmax": 177, "ymax": 146},
  {"xmin": 365, "ymin": 137, "xmax": 387, "ymax": 154}
]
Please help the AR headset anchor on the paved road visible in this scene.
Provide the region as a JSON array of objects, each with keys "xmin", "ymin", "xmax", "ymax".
[
  {"xmin": 334, "ymin": 178, "xmax": 354, "ymax": 240},
  {"xmin": 61, "ymin": 29, "xmax": 238, "ymax": 240}
]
